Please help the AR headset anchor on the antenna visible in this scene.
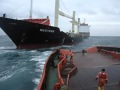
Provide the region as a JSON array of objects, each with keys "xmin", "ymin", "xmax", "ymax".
[
  {"xmin": 29, "ymin": 0, "xmax": 33, "ymax": 19},
  {"xmin": 84, "ymin": 18, "xmax": 85, "ymax": 24}
]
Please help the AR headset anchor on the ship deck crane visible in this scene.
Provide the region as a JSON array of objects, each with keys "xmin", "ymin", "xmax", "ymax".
[{"xmin": 54, "ymin": 0, "xmax": 80, "ymax": 33}]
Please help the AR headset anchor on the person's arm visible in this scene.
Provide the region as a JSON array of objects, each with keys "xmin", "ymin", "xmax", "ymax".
[
  {"xmin": 95, "ymin": 72, "xmax": 101, "ymax": 80},
  {"xmin": 95, "ymin": 73, "xmax": 99, "ymax": 80},
  {"xmin": 105, "ymin": 73, "xmax": 108, "ymax": 84}
]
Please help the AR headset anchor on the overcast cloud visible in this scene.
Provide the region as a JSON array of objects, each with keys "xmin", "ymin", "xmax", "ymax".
[{"xmin": 0, "ymin": 0, "xmax": 120, "ymax": 36}]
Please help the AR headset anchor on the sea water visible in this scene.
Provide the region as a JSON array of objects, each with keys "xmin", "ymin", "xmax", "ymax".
[{"xmin": 0, "ymin": 35, "xmax": 120, "ymax": 90}]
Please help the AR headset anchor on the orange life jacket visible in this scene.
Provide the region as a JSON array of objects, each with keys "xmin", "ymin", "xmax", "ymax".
[
  {"xmin": 96, "ymin": 72, "xmax": 108, "ymax": 86},
  {"xmin": 97, "ymin": 72, "xmax": 107, "ymax": 79}
]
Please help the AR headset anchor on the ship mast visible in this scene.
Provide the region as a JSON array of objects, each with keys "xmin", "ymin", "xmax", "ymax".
[
  {"xmin": 54, "ymin": 0, "xmax": 59, "ymax": 27},
  {"xmin": 29, "ymin": 0, "xmax": 33, "ymax": 19},
  {"xmin": 72, "ymin": 11, "xmax": 75, "ymax": 33},
  {"xmin": 77, "ymin": 18, "xmax": 80, "ymax": 33},
  {"xmin": 54, "ymin": 0, "xmax": 80, "ymax": 34}
]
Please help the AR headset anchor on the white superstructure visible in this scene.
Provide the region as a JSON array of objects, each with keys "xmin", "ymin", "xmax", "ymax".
[{"xmin": 80, "ymin": 23, "xmax": 90, "ymax": 33}]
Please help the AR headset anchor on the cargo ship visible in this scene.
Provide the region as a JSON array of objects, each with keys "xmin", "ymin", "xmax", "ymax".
[
  {"xmin": 0, "ymin": 16, "xmax": 90, "ymax": 49},
  {"xmin": 0, "ymin": 0, "xmax": 90, "ymax": 49},
  {"xmin": 37, "ymin": 46, "xmax": 120, "ymax": 90}
]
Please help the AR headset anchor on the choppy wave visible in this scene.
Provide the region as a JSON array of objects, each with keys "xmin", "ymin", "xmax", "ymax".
[
  {"xmin": 0, "ymin": 47, "xmax": 52, "ymax": 90},
  {"xmin": 0, "ymin": 72, "xmax": 15, "ymax": 81},
  {"xmin": 0, "ymin": 67, "xmax": 26, "ymax": 82},
  {"xmin": 31, "ymin": 51, "xmax": 52, "ymax": 90}
]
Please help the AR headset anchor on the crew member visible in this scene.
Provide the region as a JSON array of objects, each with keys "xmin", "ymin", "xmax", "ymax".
[
  {"xmin": 95, "ymin": 69, "xmax": 108, "ymax": 90},
  {"xmin": 82, "ymin": 49, "xmax": 86, "ymax": 56}
]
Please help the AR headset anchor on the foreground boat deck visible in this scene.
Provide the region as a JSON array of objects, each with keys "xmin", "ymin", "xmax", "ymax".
[{"xmin": 69, "ymin": 52, "xmax": 120, "ymax": 90}]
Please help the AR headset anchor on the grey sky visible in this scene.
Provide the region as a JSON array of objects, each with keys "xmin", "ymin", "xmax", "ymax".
[{"xmin": 0, "ymin": 0, "xmax": 120, "ymax": 36}]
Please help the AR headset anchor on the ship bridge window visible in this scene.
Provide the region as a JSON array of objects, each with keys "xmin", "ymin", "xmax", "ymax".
[{"xmin": 40, "ymin": 29, "xmax": 54, "ymax": 33}]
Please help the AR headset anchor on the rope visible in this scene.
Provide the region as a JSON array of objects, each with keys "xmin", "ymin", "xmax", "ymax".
[
  {"xmin": 7, "ymin": 1, "xmax": 28, "ymax": 15},
  {"xmin": 60, "ymin": 0, "xmax": 70, "ymax": 15}
]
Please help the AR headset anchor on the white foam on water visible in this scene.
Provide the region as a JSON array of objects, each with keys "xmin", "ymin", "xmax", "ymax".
[
  {"xmin": 32, "ymin": 51, "xmax": 52, "ymax": 90},
  {"xmin": 43, "ymin": 51, "xmax": 52, "ymax": 56},
  {"xmin": 0, "ymin": 46, "xmax": 16, "ymax": 50},
  {"xmin": 18, "ymin": 67, "xmax": 27, "ymax": 72},
  {"xmin": 61, "ymin": 45, "xmax": 71, "ymax": 47},
  {"xmin": 0, "ymin": 72, "xmax": 16, "ymax": 82},
  {"xmin": 32, "ymin": 78, "xmax": 40, "ymax": 85},
  {"xmin": 28, "ymin": 50, "xmax": 37, "ymax": 53},
  {"xmin": 0, "ymin": 47, "xmax": 6, "ymax": 49},
  {"xmin": 0, "ymin": 49, "xmax": 15, "ymax": 54},
  {"xmin": 33, "ymin": 74, "xmax": 43, "ymax": 90},
  {"xmin": 34, "ymin": 87, "xmax": 37, "ymax": 90},
  {"xmin": 30, "ymin": 56, "xmax": 46, "ymax": 72},
  {"xmin": 30, "ymin": 57, "xmax": 45, "ymax": 62},
  {"xmin": 38, "ymin": 62, "xmax": 45, "ymax": 65},
  {"xmin": 35, "ymin": 69, "xmax": 43, "ymax": 73},
  {"xmin": 0, "ymin": 64, "xmax": 27, "ymax": 82}
]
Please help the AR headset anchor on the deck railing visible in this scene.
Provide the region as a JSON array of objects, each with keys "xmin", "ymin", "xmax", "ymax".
[
  {"xmin": 66, "ymin": 65, "xmax": 77, "ymax": 86},
  {"xmin": 37, "ymin": 51, "xmax": 56, "ymax": 90},
  {"xmin": 58, "ymin": 57, "xmax": 66, "ymax": 84},
  {"xmin": 100, "ymin": 49, "xmax": 120, "ymax": 60},
  {"xmin": 38, "ymin": 49, "xmax": 77, "ymax": 90},
  {"xmin": 54, "ymin": 56, "xmax": 66, "ymax": 90},
  {"xmin": 54, "ymin": 50, "xmax": 77, "ymax": 90}
]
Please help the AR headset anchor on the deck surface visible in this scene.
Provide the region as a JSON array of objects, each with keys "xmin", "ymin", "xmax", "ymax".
[
  {"xmin": 46, "ymin": 59, "xmax": 59, "ymax": 90},
  {"xmin": 69, "ymin": 52, "xmax": 120, "ymax": 90}
]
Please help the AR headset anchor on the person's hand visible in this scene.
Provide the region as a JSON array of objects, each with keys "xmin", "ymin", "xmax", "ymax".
[{"xmin": 95, "ymin": 78, "xmax": 98, "ymax": 80}]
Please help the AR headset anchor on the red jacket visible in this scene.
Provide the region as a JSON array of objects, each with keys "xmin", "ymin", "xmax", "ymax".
[
  {"xmin": 69, "ymin": 51, "xmax": 73, "ymax": 56},
  {"xmin": 96, "ymin": 71, "xmax": 108, "ymax": 86}
]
